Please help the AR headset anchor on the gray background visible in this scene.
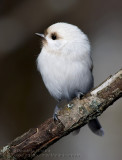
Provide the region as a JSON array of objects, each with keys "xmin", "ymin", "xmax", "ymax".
[{"xmin": 0, "ymin": 0, "xmax": 122, "ymax": 160}]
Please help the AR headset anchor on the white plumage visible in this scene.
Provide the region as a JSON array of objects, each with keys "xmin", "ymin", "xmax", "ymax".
[
  {"xmin": 36, "ymin": 22, "xmax": 104, "ymax": 136},
  {"xmin": 37, "ymin": 22, "xmax": 93, "ymax": 101}
]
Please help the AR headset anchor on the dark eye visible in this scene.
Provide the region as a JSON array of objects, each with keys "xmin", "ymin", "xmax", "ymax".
[{"xmin": 51, "ymin": 34, "xmax": 57, "ymax": 40}]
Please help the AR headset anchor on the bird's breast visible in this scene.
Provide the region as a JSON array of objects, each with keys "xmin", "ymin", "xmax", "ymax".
[{"xmin": 37, "ymin": 50, "xmax": 93, "ymax": 100}]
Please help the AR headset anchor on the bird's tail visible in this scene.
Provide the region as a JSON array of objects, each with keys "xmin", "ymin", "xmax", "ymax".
[{"xmin": 88, "ymin": 118, "xmax": 104, "ymax": 136}]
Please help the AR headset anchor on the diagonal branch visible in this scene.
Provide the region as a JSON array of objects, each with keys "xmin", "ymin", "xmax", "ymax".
[{"xmin": 0, "ymin": 69, "xmax": 122, "ymax": 160}]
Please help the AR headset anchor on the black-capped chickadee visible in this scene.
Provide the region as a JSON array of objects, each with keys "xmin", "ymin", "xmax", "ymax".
[{"xmin": 36, "ymin": 22, "xmax": 104, "ymax": 136}]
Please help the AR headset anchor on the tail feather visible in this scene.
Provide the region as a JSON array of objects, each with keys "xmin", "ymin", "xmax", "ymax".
[{"xmin": 88, "ymin": 118, "xmax": 104, "ymax": 136}]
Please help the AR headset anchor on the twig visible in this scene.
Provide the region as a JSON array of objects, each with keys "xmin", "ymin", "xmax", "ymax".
[{"xmin": 0, "ymin": 69, "xmax": 122, "ymax": 160}]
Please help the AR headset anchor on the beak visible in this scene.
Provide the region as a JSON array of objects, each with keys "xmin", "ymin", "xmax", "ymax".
[{"xmin": 35, "ymin": 33, "xmax": 44, "ymax": 38}]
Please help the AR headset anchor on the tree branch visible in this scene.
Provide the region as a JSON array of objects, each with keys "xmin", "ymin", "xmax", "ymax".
[{"xmin": 0, "ymin": 69, "xmax": 122, "ymax": 160}]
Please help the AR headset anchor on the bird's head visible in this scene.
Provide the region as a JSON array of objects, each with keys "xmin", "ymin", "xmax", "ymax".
[{"xmin": 36, "ymin": 22, "xmax": 90, "ymax": 56}]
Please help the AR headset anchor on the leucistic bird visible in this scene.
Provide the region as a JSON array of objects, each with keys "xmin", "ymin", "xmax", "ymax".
[{"xmin": 36, "ymin": 22, "xmax": 104, "ymax": 136}]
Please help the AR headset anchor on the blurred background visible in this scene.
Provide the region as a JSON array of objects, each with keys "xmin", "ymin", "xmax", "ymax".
[{"xmin": 0, "ymin": 0, "xmax": 122, "ymax": 160}]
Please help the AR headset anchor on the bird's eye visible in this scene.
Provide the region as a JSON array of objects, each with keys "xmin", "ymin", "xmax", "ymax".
[{"xmin": 51, "ymin": 34, "xmax": 57, "ymax": 40}]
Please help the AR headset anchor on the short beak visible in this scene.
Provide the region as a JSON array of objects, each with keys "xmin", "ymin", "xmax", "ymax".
[{"xmin": 35, "ymin": 33, "xmax": 44, "ymax": 38}]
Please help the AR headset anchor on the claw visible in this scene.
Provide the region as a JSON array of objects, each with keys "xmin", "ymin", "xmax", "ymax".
[
  {"xmin": 76, "ymin": 92, "xmax": 84, "ymax": 99},
  {"xmin": 53, "ymin": 105, "xmax": 60, "ymax": 121},
  {"xmin": 53, "ymin": 114, "xmax": 58, "ymax": 121},
  {"xmin": 53, "ymin": 100, "xmax": 68, "ymax": 121}
]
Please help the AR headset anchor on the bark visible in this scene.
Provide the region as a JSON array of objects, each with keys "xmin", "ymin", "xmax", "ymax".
[{"xmin": 0, "ymin": 69, "xmax": 122, "ymax": 160}]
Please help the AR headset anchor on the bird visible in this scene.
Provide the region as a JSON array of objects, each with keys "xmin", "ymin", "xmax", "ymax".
[{"xmin": 36, "ymin": 22, "xmax": 104, "ymax": 136}]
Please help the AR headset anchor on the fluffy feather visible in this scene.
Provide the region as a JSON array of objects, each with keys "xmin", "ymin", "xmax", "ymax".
[
  {"xmin": 37, "ymin": 22, "xmax": 93, "ymax": 100},
  {"xmin": 37, "ymin": 22, "xmax": 104, "ymax": 136}
]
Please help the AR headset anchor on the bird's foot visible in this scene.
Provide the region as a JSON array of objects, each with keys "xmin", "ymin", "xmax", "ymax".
[
  {"xmin": 53, "ymin": 105, "xmax": 60, "ymax": 121},
  {"xmin": 53, "ymin": 100, "xmax": 67, "ymax": 121},
  {"xmin": 76, "ymin": 92, "xmax": 84, "ymax": 99}
]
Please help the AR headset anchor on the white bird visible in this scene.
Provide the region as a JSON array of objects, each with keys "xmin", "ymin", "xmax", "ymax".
[{"xmin": 36, "ymin": 22, "xmax": 104, "ymax": 136}]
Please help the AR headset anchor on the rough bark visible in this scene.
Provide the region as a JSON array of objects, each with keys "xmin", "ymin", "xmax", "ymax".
[{"xmin": 0, "ymin": 69, "xmax": 122, "ymax": 160}]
